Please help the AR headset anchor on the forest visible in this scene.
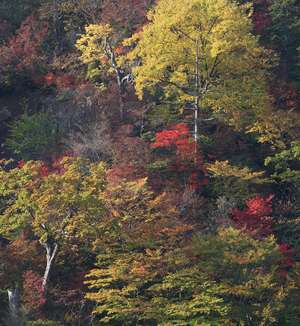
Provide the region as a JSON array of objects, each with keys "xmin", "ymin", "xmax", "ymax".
[{"xmin": 0, "ymin": 0, "xmax": 300, "ymax": 325}]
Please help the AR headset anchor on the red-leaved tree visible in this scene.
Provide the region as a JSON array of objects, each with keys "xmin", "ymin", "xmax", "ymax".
[
  {"xmin": 22, "ymin": 270, "xmax": 46, "ymax": 317},
  {"xmin": 0, "ymin": 14, "xmax": 48, "ymax": 86},
  {"xmin": 152, "ymin": 123, "xmax": 208, "ymax": 190},
  {"xmin": 231, "ymin": 195, "xmax": 274, "ymax": 238},
  {"xmin": 232, "ymin": 195, "xmax": 297, "ymax": 277}
]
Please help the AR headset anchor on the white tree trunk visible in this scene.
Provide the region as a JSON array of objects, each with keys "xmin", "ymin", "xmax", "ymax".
[
  {"xmin": 7, "ymin": 287, "xmax": 21, "ymax": 326},
  {"xmin": 194, "ymin": 38, "xmax": 200, "ymax": 158},
  {"xmin": 105, "ymin": 41, "xmax": 126, "ymax": 120},
  {"xmin": 41, "ymin": 241, "xmax": 58, "ymax": 291}
]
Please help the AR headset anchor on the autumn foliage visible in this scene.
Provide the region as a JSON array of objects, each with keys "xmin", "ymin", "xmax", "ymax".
[
  {"xmin": 152, "ymin": 123, "xmax": 208, "ymax": 189},
  {"xmin": 0, "ymin": 0, "xmax": 300, "ymax": 324},
  {"xmin": 101, "ymin": 0, "xmax": 153, "ymax": 32},
  {"xmin": 0, "ymin": 14, "xmax": 48, "ymax": 85},
  {"xmin": 231, "ymin": 195, "xmax": 274, "ymax": 238},
  {"xmin": 252, "ymin": 0, "xmax": 272, "ymax": 34},
  {"xmin": 23, "ymin": 270, "xmax": 46, "ymax": 316},
  {"xmin": 44, "ymin": 72, "xmax": 79, "ymax": 91}
]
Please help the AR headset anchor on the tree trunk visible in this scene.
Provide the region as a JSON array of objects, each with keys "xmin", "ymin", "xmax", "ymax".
[
  {"xmin": 105, "ymin": 41, "xmax": 126, "ymax": 120},
  {"xmin": 194, "ymin": 105, "xmax": 199, "ymax": 152},
  {"xmin": 7, "ymin": 287, "xmax": 21, "ymax": 326},
  {"xmin": 116, "ymin": 72, "xmax": 126, "ymax": 121},
  {"xmin": 52, "ymin": 0, "xmax": 64, "ymax": 53},
  {"xmin": 53, "ymin": 0, "xmax": 59, "ymax": 46},
  {"xmin": 41, "ymin": 241, "xmax": 58, "ymax": 291},
  {"xmin": 194, "ymin": 38, "xmax": 200, "ymax": 158}
]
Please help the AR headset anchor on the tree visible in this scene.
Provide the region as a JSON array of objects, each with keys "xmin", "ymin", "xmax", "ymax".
[
  {"xmin": 126, "ymin": 0, "xmax": 271, "ymax": 136},
  {"xmin": 191, "ymin": 227, "xmax": 291, "ymax": 325},
  {"xmin": 76, "ymin": 24, "xmax": 131, "ymax": 120},
  {"xmin": 264, "ymin": 141, "xmax": 300, "ymax": 186},
  {"xmin": 267, "ymin": 0, "xmax": 300, "ymax": 87},
  {"xmin": 263, "ymin": 141, "xmax": 300, "ymax": 208},
  {"xmin": 231, "ymin": 195, "xmax": 274, "ymax": 238},
  {"xmin": 85, "ymin": 178, "xmax": 193, "ymax": 324},
  {"xmin": 86, "ymin": 223, "xmax": 294, "ymax": 325},
  {"xmin": 248, "ymin": 108, "xmax": 300, "ymax": 150},
  {"xmin": 6, "ymin": 112, "xmax": 61, "ymax": 161},
  {"xmin": 207, "ymin": 160, "xmax": 266, "ymax": 206},
  {"xmin": 151, "ymin": 123, "xmax": 208, "ymax": 190},
  {"xmin": 0, "ymin": 157, "xmax": 107, "ymax": 296},
  {"xmin": 0, "ymin": 14, "xmax": 48, "ymax": 88}
]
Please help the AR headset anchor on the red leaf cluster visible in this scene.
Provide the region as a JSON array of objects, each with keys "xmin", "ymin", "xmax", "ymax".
[
  {"xmin": 18, "ymin": 160, "xmax": 25, "ymax": 169},
  {"xmin": 152, "ymin": 123, "xmax": 190, "ymax": 149},
  {"xmin": 44, "ymin": 72, "xmax": 79, "ymax": 91},
  {"xmin": 279, "ymin": 243, "xmax": 295, "ymax": 269},
  {"xmin": 0, "ymin": 15, "xmax": 48, "ymax": 73},
  {"xmin": 23, "ymin": 270, "xmax": 46, "ymax": 315},
  {"xmin": 232, "ymin": 195, "xmax": 274, "ymax": 238},
  {"xmin": 152, "ymin": 123, "xmax": 208, "ymax": 190},
  {"xmin": 107, "ymin": 164, "xmax": 137, "ymax": 184},
  {"xmin": 38, "ymin": 162, "xmax": 49, "ymax": 177}
]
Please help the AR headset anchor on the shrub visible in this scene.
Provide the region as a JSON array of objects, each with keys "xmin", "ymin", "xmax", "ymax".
[{"xmin": 6, "ymin": 112, "xmax": 61, "ymax": 161}]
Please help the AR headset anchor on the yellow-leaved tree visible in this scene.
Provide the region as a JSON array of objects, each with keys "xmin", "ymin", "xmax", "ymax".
[
  {"xmin": 76, "ymin": 24, "xmax": 131, "ymax": 120},
  {"xmin": 0, "ymin": 157, "xmax": 107, "ymax": 293},
  {"xmin": 126, "ymin": 0, "xmax": 272, "ymax": 135}
]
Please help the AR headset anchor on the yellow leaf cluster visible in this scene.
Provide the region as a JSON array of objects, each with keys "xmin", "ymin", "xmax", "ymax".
[
  {"xmin": 207, "ymin": 160, "xmax": 265, "ymax": 181},
  {"xmin": 126, "ymin": 0, "xmax": 272, "ymax": 127}
]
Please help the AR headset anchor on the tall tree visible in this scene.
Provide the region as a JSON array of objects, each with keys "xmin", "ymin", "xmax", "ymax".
[
  {"xmin": 126, "ymin": 0, "xmax": 271, "ymax": 136},
  {"xmin": 85, "ymin": 178, "xmax": 193, "ymax": 324},
  {"xmin": 0, "ymin": 157, "xmax": 106, "ymax": 295}
]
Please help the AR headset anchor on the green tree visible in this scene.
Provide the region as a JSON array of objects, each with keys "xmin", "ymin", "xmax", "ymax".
[
  {"xmin": 6, "ymin": 112, "xmax": 61, "ymax": 161},
  {"xmin": 267, "ymin": 0, "xmax": 300, "ymax": 87},
  {"xmin": 192, "ymin": 227, "xmax": 289, "ymax": 325},
  {"xmin": 86, "ymin": 224, "xmax": 293, "ymax": 325}
]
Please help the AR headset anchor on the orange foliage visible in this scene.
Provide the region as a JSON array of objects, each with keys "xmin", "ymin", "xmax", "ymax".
[{"xmin": 44, "ymin": 72, "xmax": 79, "ymax": 91}]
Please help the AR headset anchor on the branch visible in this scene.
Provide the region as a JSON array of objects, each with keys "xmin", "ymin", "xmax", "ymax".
[{"xmin": 158, "ymin": 78, "xmax": 194, "ymax": 96}]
